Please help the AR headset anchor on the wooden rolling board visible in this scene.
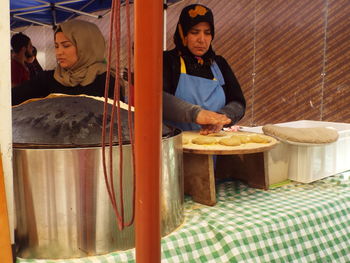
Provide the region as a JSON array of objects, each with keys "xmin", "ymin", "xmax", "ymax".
[{"xmin": 182, "ymin": 131, "xmax": 278, "ymax": 155}]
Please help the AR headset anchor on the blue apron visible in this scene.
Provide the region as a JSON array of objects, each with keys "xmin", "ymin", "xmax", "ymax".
[{"xmin": 171, "ymin": 56, "xmax": 226, "ymax": 131}]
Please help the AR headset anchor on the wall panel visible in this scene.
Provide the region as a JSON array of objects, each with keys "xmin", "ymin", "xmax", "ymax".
[
  {"xmin": 322, "ymin": 0, "xmax": 350, "ymax": 122},
  {"xmin": 253, "ymin": 0, "xmax": 325, "ymax": 125}
]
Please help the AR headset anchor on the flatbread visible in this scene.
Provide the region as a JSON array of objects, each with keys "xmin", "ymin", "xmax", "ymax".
[
  {"xmin": 14, "ymin": 93, "xmax": 134, "ymax": 111},
  {"xmin": 262, "ymin": 124, "xmax": 339, "ymax": 144}
]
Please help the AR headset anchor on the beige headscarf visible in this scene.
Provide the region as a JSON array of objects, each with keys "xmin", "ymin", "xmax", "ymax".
[{"xmin": 54, "ymin": 19, "xmax": 107, "ymax": 87}]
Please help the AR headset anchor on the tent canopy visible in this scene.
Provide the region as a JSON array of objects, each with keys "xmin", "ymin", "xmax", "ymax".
[{"xmin": 10, "ymin": 0, "xmax": 181, "ymax": 29}]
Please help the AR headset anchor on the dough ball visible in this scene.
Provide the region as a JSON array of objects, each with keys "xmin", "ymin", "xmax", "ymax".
[
  {"xmin": 219, "ymin": 136, "xmax": 241, "ymax": 146},
  {"xmin": 182, "ymin": 137, "xmax": 190, "ymax": 145},
  {"xmin": 192, "ymin": 136, "xmax": 217, "ymax": 145},
  {"xmin": 235, "ymin": 134, "xmax": 250, "ymax": 144},
  {"xmin": 250, "ymin": 134, "xmax": 270, "ymax": 143}
]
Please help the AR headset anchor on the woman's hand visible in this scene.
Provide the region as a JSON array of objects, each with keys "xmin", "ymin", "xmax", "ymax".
[
  {"xmin": 195, "ymin": 109, "xmax": 231, "ymax": 134},
  {"xmin": 199, "ymin": 124, "xmax": 223, "ymax": 135}
]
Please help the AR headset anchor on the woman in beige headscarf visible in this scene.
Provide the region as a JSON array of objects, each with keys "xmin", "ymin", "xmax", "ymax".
[{"xmin": 12, "ymin": 19, "xmax": 121, "ymax": 105}]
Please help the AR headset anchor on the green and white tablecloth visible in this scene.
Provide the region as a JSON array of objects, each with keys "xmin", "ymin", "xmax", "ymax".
[{"xmin": 17, "ymin": 172, "xmax": 350, "ymax": 263}]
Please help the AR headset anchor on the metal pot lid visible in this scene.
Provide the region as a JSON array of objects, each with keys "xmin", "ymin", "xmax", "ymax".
[{"xmin": 12, "ymin": 96, "xmax": 172, "ymax": 148}]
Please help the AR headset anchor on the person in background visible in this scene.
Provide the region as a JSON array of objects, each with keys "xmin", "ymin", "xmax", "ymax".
[
  {"xmin": 163, "ymin": 4, "xmax": 245, "ymax": 135},
  {"xmin": 25, "ymin": 46, "xmax": 43, "ymax": 80},
  {"xmin": 12, "ymin": 20, "xmax": 124, "ymax": 105},
  {"xmin": 11, "ymin": 33, "xmax": 33, "ymax": 87}
]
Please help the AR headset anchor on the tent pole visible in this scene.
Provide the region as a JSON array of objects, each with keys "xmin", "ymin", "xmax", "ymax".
[{"xmin": 134, "ymin": 0, "xmax": 163, "ymax": 262}]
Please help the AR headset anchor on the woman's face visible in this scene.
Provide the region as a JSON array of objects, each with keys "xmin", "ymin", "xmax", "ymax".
[
  {"xmin": 185, "ymin": 22, "xmax": 212, "ymax": 57},
  {"xmin": 55, "ymin": 32, "xmax": 78, "ymax": 69}
]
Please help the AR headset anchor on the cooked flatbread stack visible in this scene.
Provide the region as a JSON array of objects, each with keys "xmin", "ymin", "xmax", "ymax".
[{"xmin": 262, "ymin": 124, "xmax": 339, "ymax": 144}]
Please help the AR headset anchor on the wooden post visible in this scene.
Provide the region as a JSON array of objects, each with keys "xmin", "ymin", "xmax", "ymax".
[
  {"xmin": 134, "ymin": 0, "xmax": 163, "ymax": 262},
  {"xmin": 0, "ymin": 155, "xmax": 13, "ymax": 263},
  {"xmin": 183, "ymin": 153, "xmax": 217, "ymax": 206}
]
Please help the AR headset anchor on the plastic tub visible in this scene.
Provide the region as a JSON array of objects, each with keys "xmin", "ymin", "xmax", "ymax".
[{"xmin": 242, "ymin": 120, "xmax": 350, "ymax": 184}]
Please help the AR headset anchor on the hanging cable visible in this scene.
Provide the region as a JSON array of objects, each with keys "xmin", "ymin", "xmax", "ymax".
[
  {"xmin": 125, "ymin": 0, "xmax": 136, "ymax": 227},
  {"xmin": 102, "ymin": 0, "xmax": 135, "ymax": 231},
  {"xmin": 102, "ymin": 0, "xmax": 121, "ymax": 227},
  {"xmin": 109, "ymin": 0, "xmax": 124, "ymax": 229}
]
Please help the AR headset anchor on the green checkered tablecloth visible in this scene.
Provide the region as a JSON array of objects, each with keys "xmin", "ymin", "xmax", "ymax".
[{"xmin": 17, "ymin": 172, "xmax": 350, "ymax": 263}]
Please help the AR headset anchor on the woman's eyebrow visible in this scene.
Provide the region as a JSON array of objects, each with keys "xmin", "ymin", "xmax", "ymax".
[{"xmin": 55, "ymin": 40, "xmax": 72, "ymax": 45}]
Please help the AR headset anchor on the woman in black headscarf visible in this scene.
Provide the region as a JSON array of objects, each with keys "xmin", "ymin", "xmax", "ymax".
[{"xmin": 163, "ymin": 4, "xmax": 245, "ymax": 134}]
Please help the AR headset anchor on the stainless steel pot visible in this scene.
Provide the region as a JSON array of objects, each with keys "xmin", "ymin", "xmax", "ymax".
[{"xmin": 13, "ymin": 131, "xmax": 183, "ymax": 259}]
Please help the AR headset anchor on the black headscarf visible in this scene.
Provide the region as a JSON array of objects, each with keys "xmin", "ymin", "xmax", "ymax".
[{"xmin": 173, "ymin": 4, "xmax": 216, "ymax": 78}]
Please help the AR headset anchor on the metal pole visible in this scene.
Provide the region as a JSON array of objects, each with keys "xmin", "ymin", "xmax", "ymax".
[{"xmin": 134, "ymin": 0, "xmax": 163, "ymax": 262}]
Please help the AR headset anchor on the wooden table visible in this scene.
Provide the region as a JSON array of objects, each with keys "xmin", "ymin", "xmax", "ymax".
[{"xmin": 182, "ymin": 131, "xmax": 278, "ymax": 206}]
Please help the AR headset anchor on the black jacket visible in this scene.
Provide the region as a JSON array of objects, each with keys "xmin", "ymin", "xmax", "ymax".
[{"xmin": 12, "ymin": 70, "xmax": 122, "ymax": 105}]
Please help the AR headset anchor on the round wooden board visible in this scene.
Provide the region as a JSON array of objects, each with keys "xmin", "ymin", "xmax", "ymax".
[{"xmin": 182, "ymin": 131, "xmax": 278, "ymax": 155}]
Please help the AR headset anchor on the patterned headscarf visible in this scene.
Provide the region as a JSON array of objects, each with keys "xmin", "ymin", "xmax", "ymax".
[
  {"xmin": 173, "ymin": 4, "xmax": 215, "ymax": 64},
  {"xmin": 54, "ymin": 20, "xmax": 106, "ymax": 87}
]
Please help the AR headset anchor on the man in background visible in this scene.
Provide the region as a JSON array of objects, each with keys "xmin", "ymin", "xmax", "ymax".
[
  {"xmin": 11, "ymin": 33, "xmax": 33, "ymax": 87},
  {"xmin": 25, "ymin": 46, "xmax": 43, "ymax": 80}
]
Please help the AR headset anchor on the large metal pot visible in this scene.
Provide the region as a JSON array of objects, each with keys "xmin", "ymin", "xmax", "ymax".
[{"xmin": 12, "ymin": 96, "xmax": 184, "ymax": 259}]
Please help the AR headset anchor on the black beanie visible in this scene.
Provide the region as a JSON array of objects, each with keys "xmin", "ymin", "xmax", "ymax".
[
  {"xmin": 11, "ymin": 33, "xmax": 31, "ymax": 53},
  {"xmin": 174, "ymin": 4, "xmax": 215, "ymax": 50}
]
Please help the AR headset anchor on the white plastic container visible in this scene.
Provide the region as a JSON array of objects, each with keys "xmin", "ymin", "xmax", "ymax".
[{"xmin": 242, "ymin": 120, "xmax": 350, "ymax": 184}]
